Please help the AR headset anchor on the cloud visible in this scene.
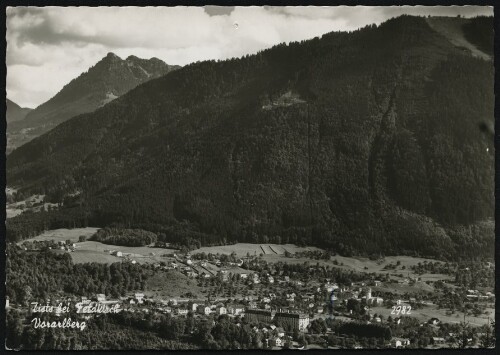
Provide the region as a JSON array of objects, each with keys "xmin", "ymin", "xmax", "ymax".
[
  {"xmin": 6, "ymin": 6, "xmax": 493, "ymax": 108},
  {"xmin": 204, "ymin": 6, "xmax": 235, "ymax": 17}
]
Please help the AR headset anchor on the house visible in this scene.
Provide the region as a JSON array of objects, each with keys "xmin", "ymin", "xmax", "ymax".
[
  {"xmin": 373, "ymin": 280, "xmax": 382, "ymax": 286},
  {"xmin": 428, "ymin": 318, "xmax": 440, "ymax": 325},
  {"xmin": 367, "ymin": 297, "xmax": 384, "ymax": 306},
  {"xmin": 169, "ymin": 299, "xmax": 178, "ymax": 306},
  {"xmin": 227, "ymin": 305, "xmax": 244, "ymax": 315},
  {"xmin": 170, "ymin": 262, "xmax": 178, "ymax": 269},
  {"xmin": 431, "ymin": 337, "xmax": 446, "ymax": 345},
  {"xmin": 268, "ymin": 276, "xmax": 275, "ymax": 284},
  {"xmin": 269, "ymin": 337, "xmax": 283, "ymax": 347},
  {"xmin": 274, "ymin": 312, "xmax": 309, "ymax": 331},
  {"xmin": 135, "ymin": 293, "xmax": 145, "ymax": 304},
  {"xmin": 96, "ymin": 294, "xmax": 106, "ymax": 302},
  {"xmin": 391, "ymin": 338, "xmax": 411, "ymax": 348},
  {"xmin": 197, "ymin": 305, "xmax": 211, "ymax": 315},
  {"xmin": 248, "ymin": 301, "xmax": 258, "ymax": 309},
  {"xmin": 245, "ymin": 309, "xmax": 275, "ymax": 324},
  {"xmin": 176, "ymin": 308, "xmax": 189, "ymax": 316},
  {"xmin": 216, "ymin": 306, "xmax": 227, "ymax": 315},
  {"xmin": 191, "ymin": 303, "xmax": 199, "ymax": 311},
  {"xmin": 115, "ymin": 251, "xmax": 123, "ymax": 257}
]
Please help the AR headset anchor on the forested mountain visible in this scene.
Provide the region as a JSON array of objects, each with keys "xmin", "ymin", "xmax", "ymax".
[
  {"xmin": 6, "ymin": 16, "xmax": 494, "ymax": 260},
  {"xmin": 6, "ymin": 99, "xmax": 32, "ymax": 123},
  {"xmin": 6, "ymin": 53, "xmax": 180, "ymax": 151}
]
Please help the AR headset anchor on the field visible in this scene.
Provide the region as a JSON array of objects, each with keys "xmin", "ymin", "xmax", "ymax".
[
  {"xmin": 21, "ymin": 227, "xmax": 100, "ymax": 242},
  {"xmin": 70, "ymin": 241, "xmax": 177, "ymax": 264},
  {"xmin": 369, "ymin": 304, "xmax": 494, "ymax": 327},
  {"xmin": 144, "ymin": 270, "xmax": 202, "ymax": 299},
  {"xmin": 22, "ymin": 232, "xmax": 452, "ymax": 284},
  {"xmin": 6, "ymin": 193, "xmax": 58, "ymax": 219},
  {"xmin": 21, "ymin": 228, "xmax": 177, "ymax": 264},
  {"xmin": 192, "ymin": 243, "xmax": 322, "ymax": 257},
  {"xmin": 372, "ymin": 281, "xmax": 435, "ymax": 295}
]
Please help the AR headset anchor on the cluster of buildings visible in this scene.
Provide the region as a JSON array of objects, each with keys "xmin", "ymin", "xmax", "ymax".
[
  {"xmin": 245, "ymin": 308, "xmax": 310, "ymax": 331},
  {"xmin": 465, "ymin": 289, "xmax": 494, "ymax": 301},
  {"xmin": 57, "ymin": 240, "xmax": 77, "ymax": 252}
]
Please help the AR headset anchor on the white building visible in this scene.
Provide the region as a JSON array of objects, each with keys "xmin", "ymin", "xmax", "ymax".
[
  {"xmin": 96, "ymin": 294, "xmax": 106, "ymax": 302},
  {"xmin": 197, "ymin": 305, "xmax": 212, "ymax": 315},
  {"xmin": 216, "ymin": 306, "xmax": 227, "ymax": 315},
  {"xmin": 391, "ymin": 338, "xmax": 411, "ymax": 348},
  {"xmin": 135, "ymin": 293, "xmax": 145, "ymax": 304}
]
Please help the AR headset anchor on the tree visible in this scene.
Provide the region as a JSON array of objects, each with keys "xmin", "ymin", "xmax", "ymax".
[
  {"xmin": 20, "ymin": 285, "xmax": 33, "ymax": 306},
  {"xmin": 452, "ymin": 319, "xmax": 474, "ymax": 349},
  {"xmin": 310, "ymin": 318, "xmax": 327, "ymax": 334},
  {"xmin": 478, "ymin": 320, "xmax": 495, "ymax": 348},
  {"xmin": 347, "ymin": 299, "xmax": 361, "ymax": 314}
]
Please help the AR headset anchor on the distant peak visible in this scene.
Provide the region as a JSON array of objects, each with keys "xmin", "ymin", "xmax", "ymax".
[
  {"xmin": 106, "ymin": 52, "xmax": 121, "ymax": 59},
  {"xmin": 99, "ymin": 52, "xmax": 122, "ymax": 64},
  {"xmin": 126, "ymin": 55, "xmax": 140, "ymax": 61}
]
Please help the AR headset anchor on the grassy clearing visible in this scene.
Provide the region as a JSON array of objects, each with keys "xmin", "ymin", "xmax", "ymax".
[
  {"xmin": 144, "ymin": 270, "xmax": 202, "ymax": 299},
  {"xmin": 192, "ymin": 243, "xmax": 322, "ymax": 257},
  {"xmin": 21, "ymin": 227, "xmax": 100, "ymax": 243},
  {"xmin": 71, "ymin": 241, "xmax": 177, "ymax": 264},
  {"xmin": 369, "ymin": 304, "xmax": 494, "ymax": 327},
  {"xmin": 20, "ymin": 228, "xmax": 179, "ymax": 265}
]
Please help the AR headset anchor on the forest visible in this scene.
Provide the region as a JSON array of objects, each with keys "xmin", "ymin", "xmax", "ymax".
[
  {"xmin": 90, "ymin": 227, "xmax": 157, "ymax": 246},
  {"xmin": 6, "ymin": 15, "xmax": 494, "ymax": 261},
  {"xmin": 6, "ymin": 245, "xmax": 154, "ymax": 302}
]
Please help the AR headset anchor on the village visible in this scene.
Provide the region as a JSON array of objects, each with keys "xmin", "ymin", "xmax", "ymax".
[{"xmin": 11, "ymin": 238, "xmax": 495, "ymax": 350}]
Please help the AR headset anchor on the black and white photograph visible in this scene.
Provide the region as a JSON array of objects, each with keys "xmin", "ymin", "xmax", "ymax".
[{"xmin": 3, "ymin": 4, "xmax": 496, "ymax": 351}]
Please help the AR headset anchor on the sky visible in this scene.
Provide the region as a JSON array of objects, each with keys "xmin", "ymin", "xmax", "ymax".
[{"xmin": 6, "ymin": 6, "xmax": 493, "ymax": 108}]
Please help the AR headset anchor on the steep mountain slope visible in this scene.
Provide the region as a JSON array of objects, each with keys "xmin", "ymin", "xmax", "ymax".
[
  {"xmin": 6, "ymin": 99, "xmax": 32, "ymax": 123},
  {"xmin": 7, "ymin": 16, "xmax": 494, "ymax": 259},
  {"xmin": 6, "ymin": 53, "xmax": 180, "ymax": 151},
  {"xmin": 426, "ymin": 16, "xmax": 492, "ymax": 60}
]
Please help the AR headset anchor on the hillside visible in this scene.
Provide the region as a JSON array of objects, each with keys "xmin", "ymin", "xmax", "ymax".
[
  {"xmin": 6, "ymin": 16, "xmax": 494, "ymax": 260},
  {"xmin": 6, "ymin": 53, "xmax": 180, "ymax": 151},
  {"xmin": 6, "ymin": 98, "xmax": 32, "ymax": 122}
]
